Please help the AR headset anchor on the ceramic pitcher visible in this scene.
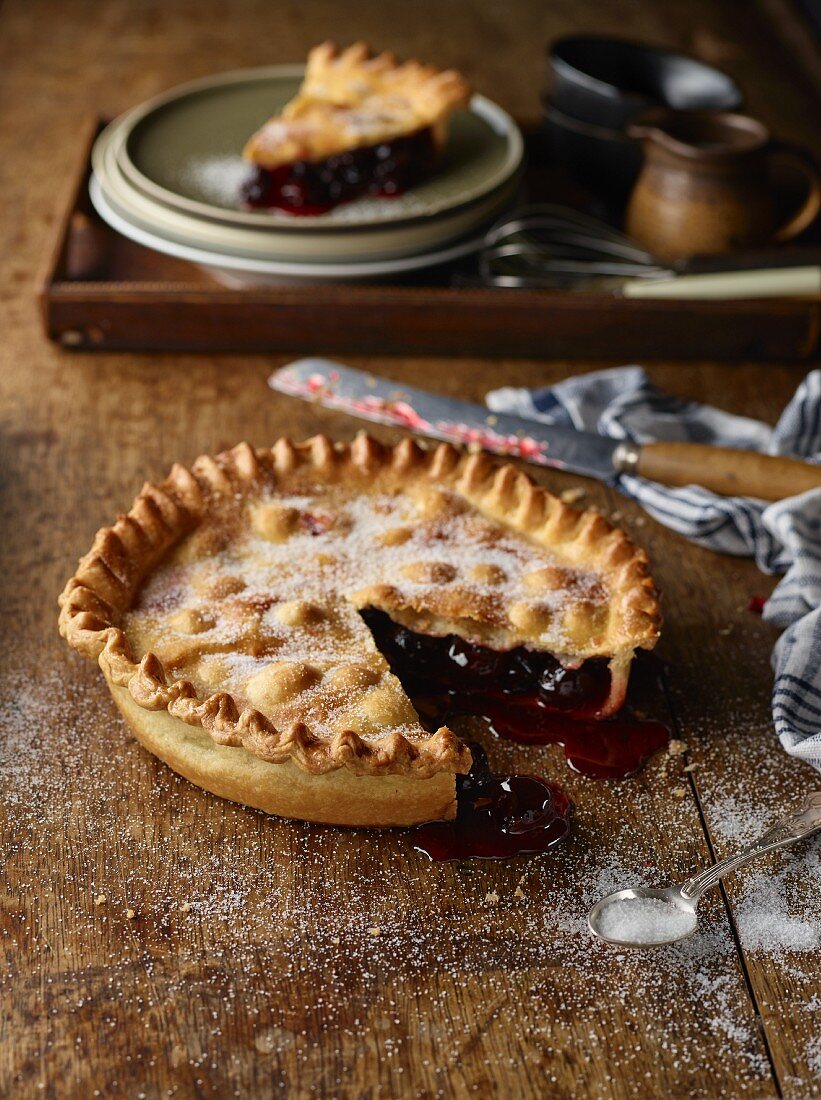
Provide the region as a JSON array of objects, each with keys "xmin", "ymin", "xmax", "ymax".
[{"xmin": 625, "ymin": 109, "xmax": 821, "ymax": 263}]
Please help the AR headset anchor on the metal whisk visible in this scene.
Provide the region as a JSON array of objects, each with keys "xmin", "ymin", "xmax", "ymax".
[{"xmin": 478, "ymin": 203, "xmax": 674, "ymax": 289}]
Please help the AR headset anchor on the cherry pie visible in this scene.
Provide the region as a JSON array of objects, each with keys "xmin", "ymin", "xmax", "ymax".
[
  {"xmin": 58, "ymin": 436, "xmax": 660, "ymax": 827},
  {"xmin": 241, "ymin": 42, "xmax": 472, "ymax": 213}
]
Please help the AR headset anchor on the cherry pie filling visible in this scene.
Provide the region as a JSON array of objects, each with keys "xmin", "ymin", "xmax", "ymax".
[
  {"xmin": 360, "ymin": 610, "xmax": 669, "ymax": 861},
  {"xmin": 241, "ymin": 127, "xmax": 439, "ymax": 214}
]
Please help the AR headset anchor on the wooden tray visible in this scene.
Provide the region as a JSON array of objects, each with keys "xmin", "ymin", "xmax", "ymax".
[{"xmin": 39, "ymin": 117, "xmax": 821, "ymax": 360}]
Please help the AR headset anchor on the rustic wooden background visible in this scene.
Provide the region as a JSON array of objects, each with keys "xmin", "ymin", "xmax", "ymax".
[{"xmin": 1, "ymin": 1, "xmax": 820, "ymax": 1097}]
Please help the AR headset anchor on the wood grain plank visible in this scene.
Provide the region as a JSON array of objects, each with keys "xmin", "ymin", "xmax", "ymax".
[
  {"xmin": 0, "ymin": 384, "xmax": 780, "ymax": 1098},
  {"xmin": 1, "ymin": 1, "xmax": 820, "ymax": 1097},
  {"xmin": 0, "ymin": 350, "xmax": 799, "ymax": 1100},
  {"xmin": 644, "ymin": 520, "xmax": 821, "ymax": 1097},
  {"xmin": 600, "ymin": 368, "xmax": 821, "ymax": 1099}
]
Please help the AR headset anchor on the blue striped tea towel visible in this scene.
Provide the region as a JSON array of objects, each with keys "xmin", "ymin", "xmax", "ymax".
[{"xmin": 486, "ymin": 368, "xmax": 821, "ymax": 770}]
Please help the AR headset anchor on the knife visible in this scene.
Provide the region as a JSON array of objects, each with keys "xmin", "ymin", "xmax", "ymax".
[{"xmin": 269, "ymin": 359, "xmax": 821, "ymax": 502}]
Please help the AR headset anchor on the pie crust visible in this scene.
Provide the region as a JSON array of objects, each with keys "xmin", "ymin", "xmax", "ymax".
[
  {"xmin": 58, "ymin": 435, "xmax": 660, "ymax": 827},
  {"xmin": 243, "ymin": 42, "xmax": 472, "ymax": 169}
]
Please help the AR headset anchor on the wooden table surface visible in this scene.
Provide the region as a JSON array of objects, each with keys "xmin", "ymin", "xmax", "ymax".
[{"xmin": 2, "ymin": 1, "xmax": 820, "ymax": 1097}]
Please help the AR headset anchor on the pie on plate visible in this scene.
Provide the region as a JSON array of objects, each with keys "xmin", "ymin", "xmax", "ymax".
[
  {"xmin": 241, "ymin": 43, "xmax": 472, "ymax": 213},
  {"xmin": 58, "ymin": 436, "xmax": 660, "ymax": 827}
]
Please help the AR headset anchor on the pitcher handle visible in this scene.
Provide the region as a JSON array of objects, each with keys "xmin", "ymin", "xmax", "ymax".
[{"xmin": 768, "ymin": 142, "xmax": 821, "ymax": 242}]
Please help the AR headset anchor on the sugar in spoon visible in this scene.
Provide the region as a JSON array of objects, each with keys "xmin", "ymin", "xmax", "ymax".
[{"xmin": 588, "ymin": 791, "xmax": 821, "ymax": 948}]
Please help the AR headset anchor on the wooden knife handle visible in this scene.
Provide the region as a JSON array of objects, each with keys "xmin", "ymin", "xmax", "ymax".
[{"xmin": 635, "ymin": 442, "xmax": 821, "ymax": 501}]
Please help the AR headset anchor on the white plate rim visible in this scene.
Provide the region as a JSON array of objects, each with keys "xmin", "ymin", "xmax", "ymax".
[
  {"xmin": 95, "ymin": 123, "xmax": 519, "ymax": 262},
  {"xmin": 89, "ymin": 174, "xmax": 486, "ymax": 277}
]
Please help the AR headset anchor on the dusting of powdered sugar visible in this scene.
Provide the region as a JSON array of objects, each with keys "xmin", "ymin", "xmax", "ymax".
[
  {"xmin": 124, "ymin": 485, "xmax": 602, "ymax": 718},
  {"xmin": 182, "ymin": 155, "xmax": 257, "ymax": 207}
]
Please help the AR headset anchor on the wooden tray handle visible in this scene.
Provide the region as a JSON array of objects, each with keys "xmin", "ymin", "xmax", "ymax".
[{"xmin": 636, "ymin": 442, "xmax": 821, "ymax": 501}]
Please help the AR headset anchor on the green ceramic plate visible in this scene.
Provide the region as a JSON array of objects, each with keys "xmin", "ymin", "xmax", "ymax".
[
  {"xmin": 96, "ymin": 122, "xmax": 519, "ymax": 262},
  {"xmin": 116, "ymin": 66, "xmax": 523, "ymax": 230}
]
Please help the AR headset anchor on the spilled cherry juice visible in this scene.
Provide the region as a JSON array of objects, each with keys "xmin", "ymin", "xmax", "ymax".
[
  {"xmin": 360, "ymin": 610, "xmax": 670, "ymax": 861},
  {"xmin": 363, "ymin": 610, "xmax": 669, "ymax": 779},
  {"xmin": 412, "ymin": 743, "xmax": 572, "ymax": 862}
]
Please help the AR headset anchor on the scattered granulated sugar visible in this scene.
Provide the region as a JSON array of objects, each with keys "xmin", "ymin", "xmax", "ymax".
[
  {"xmin": 1, "ymin": 656, "xmax": 819, "ymax": 1095},
  {"xmin": 708, "ymin": 794, "xmax": 821, "ymax": 959}
]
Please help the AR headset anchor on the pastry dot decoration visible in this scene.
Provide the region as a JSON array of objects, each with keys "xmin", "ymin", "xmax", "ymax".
[{"xmin": 58, "ymin": 436, "xmax": 660, "ymax": 827}]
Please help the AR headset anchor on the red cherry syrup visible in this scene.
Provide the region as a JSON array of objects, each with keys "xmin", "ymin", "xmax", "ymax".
[
  {"xmin": 412, "ymin": 742, "xmax": 572, "ymax": 862},
  {"xmin": 360, "ymin": 610, "xmax": 669, "ymax": 862},
  {"xmin": 362, "ymin": 609, "xmax": 669, "ymax": 779}
]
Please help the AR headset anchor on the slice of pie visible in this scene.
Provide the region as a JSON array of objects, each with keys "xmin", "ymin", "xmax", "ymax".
[
  {"xmin": 241, "ymin": 42, "xmax": 472, "ymax": 213},
  {"xmin": 58, "ymin": 436, "xmax": 660, "ymax": 827}
]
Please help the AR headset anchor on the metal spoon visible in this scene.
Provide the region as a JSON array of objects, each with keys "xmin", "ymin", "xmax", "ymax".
[{"xmin": 588, "ymin": 791, "xmax": 821, "ymax": 948}]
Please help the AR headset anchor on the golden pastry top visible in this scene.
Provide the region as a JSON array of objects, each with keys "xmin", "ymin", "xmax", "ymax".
[
  {"xmin": 58, "ymin": 436, "xmax": 660, "ymax": 778},
  {"xmin": 244, "ymin": 42, "xmax": 472, "ymax": 168}
]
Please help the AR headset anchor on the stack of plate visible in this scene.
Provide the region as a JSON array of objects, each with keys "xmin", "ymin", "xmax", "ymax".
[{"xmin": 90, "ymin": 66, "xmax": 524, "ymax": 285}]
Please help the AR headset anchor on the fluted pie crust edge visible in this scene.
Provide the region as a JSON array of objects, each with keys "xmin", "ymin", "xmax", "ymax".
[
  {"xmin": 107, "ymin": 677, "xmax": 457, "ymax": 826},
  {"xmin": 243, "ymin": 42, "xmax": 473, "ymax": 169},
  {"xmin": 58, "ymin": 435, "xmax": 660, "ymax": 827}
]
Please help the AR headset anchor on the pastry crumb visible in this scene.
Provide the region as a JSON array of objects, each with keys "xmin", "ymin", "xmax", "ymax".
[
  {"xmin": 560, "ymin": 488, "xmax": 586, "ymax": 504},
  {"xmin": 368, "ymin": 926, "xmax": 381, "ymax": 937},
  {"xmin": 671, "ymin": 787, "xmax": 688, "ymax": 800},
  {"xmin": 125, "ymin": 908, "xmax": 136, "ymax": 920},
  {"xmin": 485, "ymin": 414, "xmax": 498, "ymax": 426},
  {"xmin": 484, "ymin": 890, "xmax": 500, "ymax": 906},
  {"xmin": 668, "ymin": 740, "xmax": 688, "ymax": 757},
  {"xmin": 683, "ymin": 763, "xmax": 699, "ymax": 773},
  {"xmin": 94, "ymin": 894, "xmax": 107, "ymax": 907},
  {"xmin": 180, "ymin": 900, "xmax": 193, "ymax": 913},
  {"xmin": 513, "ymin": 885, "xmax": 526, "ymax": 901}
]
